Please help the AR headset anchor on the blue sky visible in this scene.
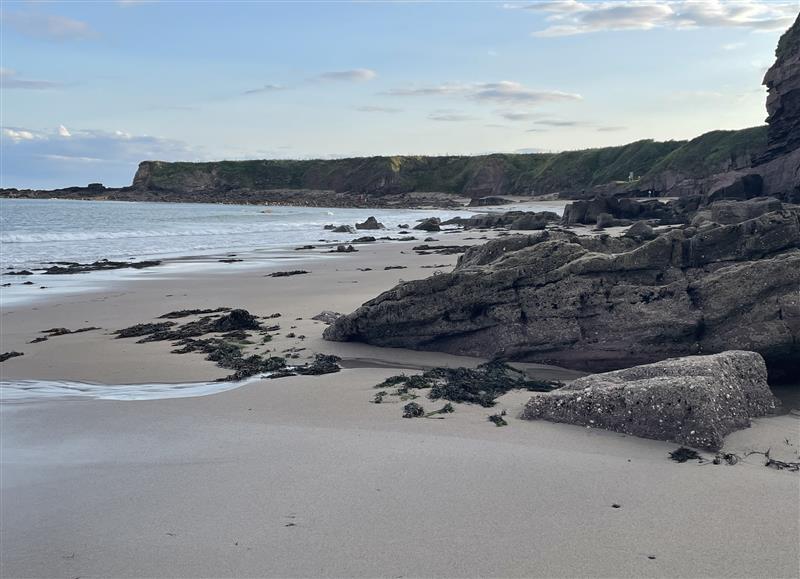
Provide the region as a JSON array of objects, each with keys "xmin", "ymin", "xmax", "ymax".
[{"xmin": 1, "ymin": 0, "xmax": 798, "ymax": 188}]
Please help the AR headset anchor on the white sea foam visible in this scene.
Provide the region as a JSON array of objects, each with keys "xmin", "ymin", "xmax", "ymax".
[{"xmin": 0, "ymin": 376, "xmax": 264, "ymax": 402}]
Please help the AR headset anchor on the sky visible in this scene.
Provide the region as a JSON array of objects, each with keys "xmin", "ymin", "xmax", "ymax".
[{"xmin": 1, "ymin": 0, "xmax": 798, "ymax": 189}]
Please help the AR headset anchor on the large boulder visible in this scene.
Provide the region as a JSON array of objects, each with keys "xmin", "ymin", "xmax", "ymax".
[
  {"xmin": 521, "ymin": 351, "xmax": 780, "ymax": 451},
  {"xmin": 324, "ymin": 211, "xmax": 800, "ymax": 381}
]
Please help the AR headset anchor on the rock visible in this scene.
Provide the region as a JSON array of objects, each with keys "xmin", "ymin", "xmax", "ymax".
[
  {"xmin": 468, "ymin": 196, "xmax": 513, "ymax": 207},
  {"xmin": 331, "ymin": 225, "xmax": 355, "ymax": 234},
  {"xmin": 334, "ymin": 245, "xmax": 357, "ymax": 253},
  {"xmin": 624, "ymin": 221, "xmax": 657, "ymax": 241},
  {"xmin": 0, "ymin": 351, "xmax": 24, "ymax": 363},
  {"xmin": 41, "ymin": 259, "xmax": 161, "ymax": 275},
  {"xmin": 707, "ymin": 197, "xmax": 783, "ymax": 224},
  {"xmin": 760, "ymin": 13, "xmax": 800, "ymax": 164},
  {"xmin": 355, "ymin": 216, "xmax": 385, "ymax": 230},
  {"xmin": 706, "ymin": 174, "xmax": 763, "ymax": 203},
  {"xmin": 595, "ymin": 212, "xmax": 614, "ymax": 229},
  {"xmin": 311, "ymin": 311, "xmax": 342, "ymax": 324},
  {"xmin": 5, "ymin": 270, "xmax": 34, "ymax": 276},
  {"xmin": 521, "ymin": 351, "xmax": 780, "ymax": 451},
  {"xmin": 352, "ymin": 236, "xmax": 376, "ymax": 243},
  {"xmin": 398, "ymin": 224, "xmax": 409, "ymax": 229},
  {"xmin": 324, "ymin": 211, "xmax": 800, "ymax": 381},
  {"xmin": 443, "ymin": 211, "xmax": 559, "ymax": 231},
  {"xmin": 413, "ymin": 217, "xmax": 441, "ymax": 232}
]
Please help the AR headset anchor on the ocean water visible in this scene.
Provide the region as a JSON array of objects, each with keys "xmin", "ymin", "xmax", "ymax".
[{"xmin": 0, "ymin": 198, "xmax": 566, "ymax": 306}]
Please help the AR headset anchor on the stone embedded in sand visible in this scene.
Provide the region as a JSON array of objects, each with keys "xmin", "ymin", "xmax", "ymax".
[
  {"xmin": 521, "ymin": 351, "xmax": 780, "ymax": 451},
  {"xmin": 311, "ymin": 311, "xmax": 342, "ymax": 324}
]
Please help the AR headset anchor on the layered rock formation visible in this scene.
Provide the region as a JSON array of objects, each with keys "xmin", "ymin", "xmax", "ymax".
[
  {"xmin": 521, "ymin": 351, "xmax": 780, "ymax": 450},
  {"xmin": 761, "ymin": 13, "xmax": 800, "ymax": 164},
  {"xmin": 324, "ymin": 210, "xmax": 800, "ymax": 381}
]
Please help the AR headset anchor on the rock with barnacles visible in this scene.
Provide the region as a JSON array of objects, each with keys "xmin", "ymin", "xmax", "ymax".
[{"xmin": 521, "ymin": 351, "xmax": 780, "ymax": 450}]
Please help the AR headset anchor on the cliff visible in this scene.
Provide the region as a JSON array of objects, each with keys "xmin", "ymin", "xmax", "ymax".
[
  {"xmin": 761, "ymin": 12, "xmax": 800, "ymax": 163},
  {"xmin": 128, "ymin": 130, "xmax": 767, "ymax": 202}
]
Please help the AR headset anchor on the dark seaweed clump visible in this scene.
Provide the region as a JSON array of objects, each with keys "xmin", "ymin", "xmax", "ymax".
[
  {"xmin": 669, "ymin": 447, "xmax": 702, "ymax": 463},
  {"xmin": 115, "ymin": 308, "xmax": 341, "ymax": 381},
  {"xmin": 376, "ymin": 360, "xmax": 561, "ymax": 407}
]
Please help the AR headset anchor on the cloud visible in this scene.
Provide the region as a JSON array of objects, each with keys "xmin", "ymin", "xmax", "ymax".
[
  {"xmin": 315, "ymin": 69, "xmax": 377, "ymax": 82},
  {"xmin": 355, "ymin": 105, "xmax": 403, "ymax": 113},
  {"xmin": 1, "ymin": 125, "xmax": 204, "ymax": 188},
  {"xmin": 596, "ymin": 125, "xmax": 628, "ymax": 132},
  {"xmin": 241, "ymin": 84, "xmax": 287, "ymax": 95},
  {"xmin": 383, "ymin": 81, "xmax": 582, "ymax": 107},
  {"xmin": 2, "ymin": 11, "xmax": 98, "ymax": 41},
  {"xmin": 471, "ymin": 82, "xmax": 582, "ymax": 105},
  {"xmin": 3, "ymin": 127, "xmax": 37, "ymax": 141},
  {"xmin": 428, "ymin": 110, "xmax": 478, "ymax": 122},
  {"xmin": 516, "ymin": 1, "xmax": 797, "ymax": 37},
  {"xmin": 0, "ymin": 67, "xmax": 62, "ymax": 90},
  {"xmin": 496, "ymin": 110, "xmax": 542, "ymax": 121}
]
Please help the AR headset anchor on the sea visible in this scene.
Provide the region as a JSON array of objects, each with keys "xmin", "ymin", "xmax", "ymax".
[{"xmin": 0, "ymin": 197, "xmax": 568, "ymax": 307}]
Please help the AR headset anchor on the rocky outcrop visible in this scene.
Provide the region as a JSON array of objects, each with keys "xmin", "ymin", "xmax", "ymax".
[
  {"xmin": 468, "ymin": 196, "xmax": 514, "ymax": 207},
  {"xmin": 324, "ymin": 210, "xmax": 800, "ymax": 382},
  {"xmin": 443, "ymin": 211, "xmax": 560, "ymax": 230},
  {"xmin": 521, "ymin": 351, "xmax": 780, "ymax": 450},
  {"xmin": 760, "ymin": 13, "xmax": 800, "ymax": 164},
  {"xmin": 561, "ymin": 196, "xmax": 702, "ymax": 226}
]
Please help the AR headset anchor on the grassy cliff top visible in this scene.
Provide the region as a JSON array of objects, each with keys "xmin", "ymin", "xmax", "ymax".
[{"xmin": 134, "ymin": 125, "xmax": 768, "ymax": 197}]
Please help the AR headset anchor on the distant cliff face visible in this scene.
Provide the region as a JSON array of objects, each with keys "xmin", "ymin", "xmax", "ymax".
[
  {"xmin": 127, "ymin": 132, "xmax": 768, "ymax": 201},
  {"xmin": 762, "ymin": 13, "xmax": 800, "ymax": 163}
]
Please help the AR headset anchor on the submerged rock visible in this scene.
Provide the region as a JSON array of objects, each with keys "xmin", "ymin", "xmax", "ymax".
[{"xmin": 521, "ymin": 351, "xmax": 780, "ymax": 451}]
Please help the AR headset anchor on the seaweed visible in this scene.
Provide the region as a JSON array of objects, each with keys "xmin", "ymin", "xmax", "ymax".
[
  {"xmin": 669, "ymin": 447, "xmax": 702, "ymax": 463},
  {"xmin": 403, "ymin": 402, "xmax": 425, "ymax": 418},
  {"xmin": 488, "ymin": 413, "xmax": 508, "ymax": 427}
]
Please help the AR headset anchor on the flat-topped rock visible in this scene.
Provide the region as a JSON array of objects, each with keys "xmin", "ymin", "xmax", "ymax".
[{"xmin": 521, "ymin": 351, "xmax": 780, "ymax": 450}]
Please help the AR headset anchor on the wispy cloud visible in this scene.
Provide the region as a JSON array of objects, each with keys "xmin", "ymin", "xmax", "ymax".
[
  {"xmin": 314, "ymin": 68, "xmax": 377, "ymax": 82},
  {"xmin": 383, "ymin": 81, "xmax": 581, "ymax": 106},
  {"xmin": 513, "ymin": 0, "xmax": 797, "ymax": 37},
  {"xmin": 355, "ymin": 105, "xmax": 403, "ymax": 113},
  {"xmin": 472, "ymin": 82, "xmax": 582, "ymax": 105},
  {"xmin": 428, "ymin": 110, "xmax": 478, "ymax": 122},
  {"xmin": 526, "ymin": 118, "xmax": 629, "ymax": 131},
  {"xmin": 241, "ymin": 84, "xmax": 287, "ymax": 95},
  {"xmin": 0, "ymin": 67, "xmax": 62, "ymax": 90},
  {"xmin": 496, "ymin": 110, "xmax": 542, "ymax": 121},
  {"xmin": 2, "ymin": 11, "xmax": 98, "ymax": 42}
]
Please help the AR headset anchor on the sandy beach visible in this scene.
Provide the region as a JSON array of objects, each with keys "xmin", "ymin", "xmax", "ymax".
[{"xmin": 1, "ymin": 231, "xmax": 798, "ymax": 578}]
